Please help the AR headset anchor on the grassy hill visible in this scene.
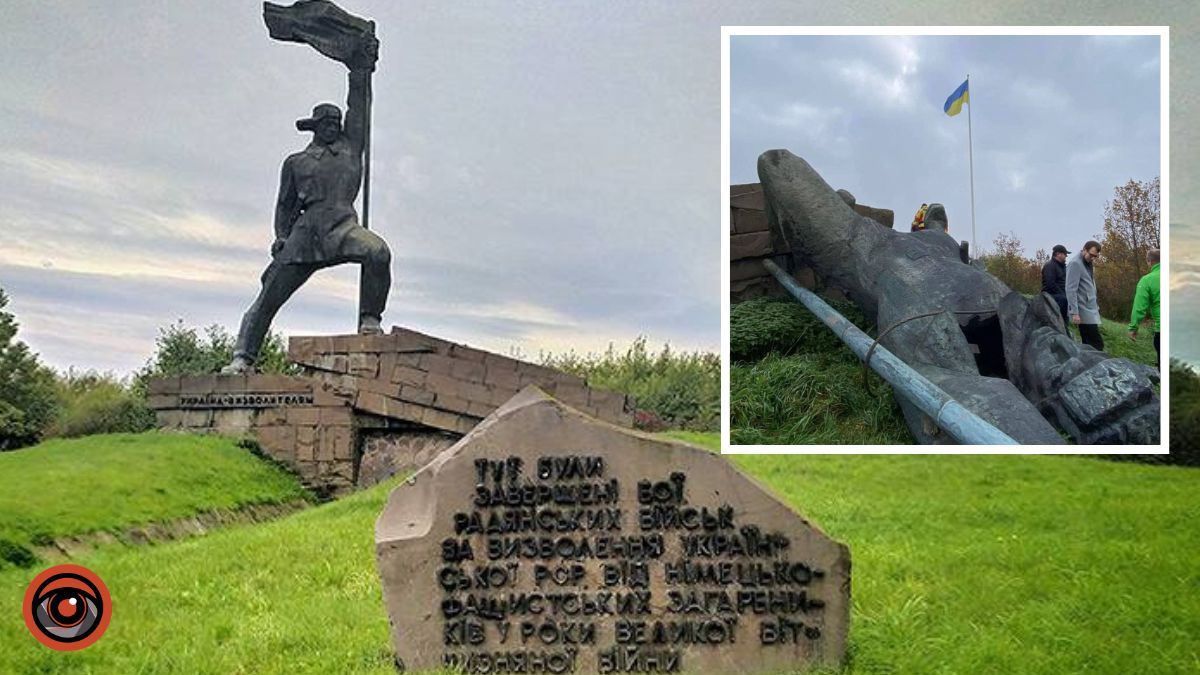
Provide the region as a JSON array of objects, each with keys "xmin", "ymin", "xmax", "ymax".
[
  {"xmin": 1, "ymin": 432, "xmax": 1197, "ymax": 673},
  {"xmin": 0, "ymin": 432, "xmax": 310, "ymax": 570},
  {"xmin": 731, "ymin": 298, "xmax": 1159, "ymax": 445}
]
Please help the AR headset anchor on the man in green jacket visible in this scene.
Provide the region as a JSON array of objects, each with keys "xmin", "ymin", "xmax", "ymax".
[{"xmin": 1128, "ymin": 248, "xmax": 1161, "ymax": 368}]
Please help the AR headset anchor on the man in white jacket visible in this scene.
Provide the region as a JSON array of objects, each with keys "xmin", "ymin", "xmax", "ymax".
[{"xmin": 1066, "ymin": 240, "xmax": 1104, "ymax": 351}]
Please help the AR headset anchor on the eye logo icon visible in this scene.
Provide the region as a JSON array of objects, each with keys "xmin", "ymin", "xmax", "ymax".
[{"xmin": 22, "ymin": 564, "xmax": 112, "ymax": 650}]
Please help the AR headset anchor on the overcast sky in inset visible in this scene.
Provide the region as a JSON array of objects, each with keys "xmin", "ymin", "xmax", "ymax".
[{"xmin": 1, "ymin": 2, "xmax": 1197, "ymax": 373}]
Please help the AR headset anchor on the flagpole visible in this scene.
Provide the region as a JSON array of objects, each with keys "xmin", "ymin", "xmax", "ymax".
[{"xmin": 966, "ymin": 73, "xmax": 977, "ymax": 257}]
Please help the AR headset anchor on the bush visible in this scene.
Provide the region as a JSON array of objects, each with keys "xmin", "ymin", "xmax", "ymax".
[
  {"xmin": 1164, "ymin": 360, "xmax": 1200, "ymax": 466},
  {"xmin": 541, "ymin": 337, "xmax": 719, "ymax": 432},
  {"xmin": 134, "ymin": 322, "xmax": 295, "ymax": 393},
  {"xmin": 49, "ymin": 371, "xmax": 155, "ymax": 439}
]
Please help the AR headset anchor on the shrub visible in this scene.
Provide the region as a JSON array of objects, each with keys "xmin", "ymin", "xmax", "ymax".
[
  {"xmin": 1161, "ymin": 360, "xmax": 1200, "ymax": 466},
  {"xmin": 541, "ymin": 337, "xmax": 719, "ymax": 432},
  {"xmin": 49, "ymin": 370, "xmax": 155, "ymax": 438},
  {"xmin": 134, "ymin": 322, "xmax": 295, "ymax": 393}
]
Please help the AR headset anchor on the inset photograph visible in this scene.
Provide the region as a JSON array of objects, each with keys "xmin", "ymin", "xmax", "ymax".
[{"xmin": 725, "ymin": 30, "xmax": 1164, "ymax": 447}]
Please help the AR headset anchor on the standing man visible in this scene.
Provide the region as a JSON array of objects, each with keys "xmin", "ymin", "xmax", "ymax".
[
  {"xmin": 1128, "ymin": 248, "xmax": 1161, "ymax": 368},
  {"xmin": 1041, "ymin": 244, "xmax": 1071, "ymax": 334},
  {"xmin": 224, "ymin": 32, "xmax": 390, "ymax": 374},
  {"xmin": 911, "ymin": 203, "xmax": 928, "ymax": 231},
  {"xmin": 1066, "ymin": 240, "xmax": 1104, "ymax": 351}
]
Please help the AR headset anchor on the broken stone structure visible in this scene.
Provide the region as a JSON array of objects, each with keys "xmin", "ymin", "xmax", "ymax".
[
  {"xmin": 376, "ymin": 387, "xmax": 850, "ymax": 673},
  {"xmin": 148, "ymin": 327, "xmax": 634, "ymax": 496},
  {"xmin": 730, "ymin": 183, "xmax": 893, "ymax": 304},
  {"xmin": 755, "ymin": 149, "xmax": 1159, "ymax": 444}
]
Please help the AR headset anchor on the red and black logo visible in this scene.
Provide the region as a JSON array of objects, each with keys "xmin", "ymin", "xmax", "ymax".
[{"xmin": 22, "ymin": 564, "xmax": 111, "ymax": 651}]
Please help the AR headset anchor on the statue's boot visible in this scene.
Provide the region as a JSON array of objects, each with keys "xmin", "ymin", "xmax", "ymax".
[{"xmin": 757, "ymin": 149, "xmax": 1159, "ymax": 444}]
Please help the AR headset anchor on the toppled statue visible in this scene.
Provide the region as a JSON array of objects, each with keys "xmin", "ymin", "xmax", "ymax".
[
  {"xmin": 758, "ymin": 149, "xmax": 1159, "ymax": 444},
  {"xmin": 225, "ymin": 0, "xmax": 390, "ymax": 374}
]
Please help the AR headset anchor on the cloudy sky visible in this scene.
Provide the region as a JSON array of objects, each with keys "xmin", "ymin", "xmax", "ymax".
[
  {"xmin": 2, "ymin": 2, "xmax": 1197, "ymax": 374},
  {"xmin": 731, "ymin": 33, "xmax": 1161, "ymax": 260}
]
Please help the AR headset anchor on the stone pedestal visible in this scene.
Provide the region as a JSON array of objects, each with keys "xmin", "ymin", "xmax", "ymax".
[
  {"xmin": 147, "ymin": 327, "xmax": 637, "ymax": 497},
  {"xmin": 148, "ymin": 374, "xmax": 358, "ymax": 496}
]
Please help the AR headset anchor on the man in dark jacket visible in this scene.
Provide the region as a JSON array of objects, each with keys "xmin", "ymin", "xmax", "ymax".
[{"xmin": 1041, "ymin": 244, "xmax": 1070, "ymax": 334}]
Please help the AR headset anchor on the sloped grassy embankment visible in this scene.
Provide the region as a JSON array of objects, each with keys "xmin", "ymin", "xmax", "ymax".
[
  {"xmin": 730, "ymin": 297, "xmax": 1159, "ymax": 445},
  {"xmin": 2, "ymin": 432, "xmax": 1198, "ymax": 673},
  {"xmin": 0, "ymin": 432, "xmax": 311, "ymax": 571}
]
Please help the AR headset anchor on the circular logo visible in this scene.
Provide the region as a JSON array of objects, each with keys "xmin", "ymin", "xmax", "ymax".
[{"xmin": 22, "ymin": 564, "xmax": 111, "ymax": 651}]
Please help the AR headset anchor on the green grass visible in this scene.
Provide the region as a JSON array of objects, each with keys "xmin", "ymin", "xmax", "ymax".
[
  {"xmin": 731, "ymin": 298, "xmax": 913, "ymax": 445},
  {"xmin": 1, "ymin": 444, "xmax": 1196, "ymax": 673},
  {"xmin": 0, "ymin": 432, "xmax": 309, "ymax": 569},
  {"xmin": 730, "ymin": 300, "xmax": 1159, "ymax": 446},
  {"xmin": 729, "ymin": 455, "xmax": 1200, "ymax": 674},
  {"xmin": 1095, "ymin": 316, "xmax": 1159, "ymax": 366},
  {"xmin": 661, "ymin": 429, "xmax": 719, "ymax": 450},
  {"xmin": 0, "ymin": 478, "xmax": 396, "ymax": 674}
]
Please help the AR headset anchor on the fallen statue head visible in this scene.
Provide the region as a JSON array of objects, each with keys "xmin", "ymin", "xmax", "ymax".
[{"xmin": 756, "ymin": 149, "xmax": 1159, "ymax": 445}]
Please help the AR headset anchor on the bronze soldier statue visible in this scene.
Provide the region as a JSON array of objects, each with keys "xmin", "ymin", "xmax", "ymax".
[
  {"xmin": 758, "ymin": 149, "xmax": 1159, "ymax": 444},
  {"xmin": 225, "ymin": 0, "xmax": 389, "ymax": 373}
]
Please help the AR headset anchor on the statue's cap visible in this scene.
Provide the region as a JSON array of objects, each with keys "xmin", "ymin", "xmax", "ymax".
[{"xmin": 296, "ymin": 103, "xmax": 342, "ymax": 131}]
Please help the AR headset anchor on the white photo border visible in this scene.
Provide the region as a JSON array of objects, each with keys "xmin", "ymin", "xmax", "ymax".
[{"xmin": 721, "ymin": 25, "xmax": 1170, "ymax": 455}]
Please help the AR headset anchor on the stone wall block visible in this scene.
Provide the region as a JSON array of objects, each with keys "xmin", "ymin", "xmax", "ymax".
[
  {"xmin": 255, "ymin": 407, "xmax": 288, "ymax": 426},
  {"xmin": 313, "ymin": 384, "xmax": 353, "ymax": 406},
  {"xmin": 256, "ymin": 425, "xmax": 296, "ymax": 463},
  {"xmin": 730, "ymin": 231, "xmax": 773, "ymax": 261},
  {"xmin": 398, "ymin": 385, "xmax": 436, "ymax": 407},
  {"xmin": 449, "ymin": 359, "xmax": 485, "ymax": 383},
  {"xmin": 732, "ymin": 206, "xmax": 769, "ymax": 234},
  {"xmin": 466, "ymin": 401, "xmax": 494, "ymax": 418},
  {"xmin": 286, "ymin": 407, "xmax": 321, "ymax": 426},
  {"xmin": 391, "ymin": 365, "xmax": 427, "ymax": 387},
  {"xmin": 320, "ymin": 406, "xmax": 354, "ymax": 427},
  {"xmin": 184, "ymin": 410, "xmax": 213, "ymax": 427},
  {"xmin": 482, "ymin": 352, "xmax": 519, "ymax": 372},
  {"xmin": 420, "ymin": 353, "xmax": 457, "ymax": 376},
  {"xmin": 483, "ymin": 366, "xmax": 521, "ymax": 390},
  {"xmin": 214, "ymin": 375, "xmax": 249, "ymax": 393},
  {"xmin": 213, "ymin": 409, "xmax": 255, "ymax": 435},
  {"xmin": 349, "ymin": 352, "xmax": 380, "ymax": 378},
  {"xmin": 146, "ymin": 394, "xmax": 178, "ymax": 410},
  {"xmin": 317, "ymin": 429, "xmax": 336, "ymax": 461},
  {"xmin": 147, "ymin": 376, "xmax": 181, "ymax": 395},
  {"xmin": 156, "ymin": 410, "xmax": 185, "ymax": 428},
  {"xmin": 434, "ymin": 394, "xmax": 471, "ymax": 415},
  {"xmin": 395, "ymin": 353, "xmax": 424, "ymax": 369},
  {"xmin": 449, "ymin": 343, "xmax": 488, "ymax": 363},
  {"xmin": 180, "ymin": 375, "xmax": 218, "ymax": 394}
]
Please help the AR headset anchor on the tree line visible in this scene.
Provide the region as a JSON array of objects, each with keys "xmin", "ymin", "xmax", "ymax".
[
  {"xmin": 976, "ymin": 177, "xmax": 1160, "ymax": 323},
  {"xmin": 0, "ymin": 288, "xmax": 291, "ymax": 451}
]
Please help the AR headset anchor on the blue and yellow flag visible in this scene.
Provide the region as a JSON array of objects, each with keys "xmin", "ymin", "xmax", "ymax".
[{"xmin": 944, "ymin": 79, "xmax": 969, "ymax": 116}]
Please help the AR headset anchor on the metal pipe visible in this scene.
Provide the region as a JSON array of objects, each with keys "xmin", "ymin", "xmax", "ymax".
[{"xmin": 761, "ymin": 258, "xmax": 1018, "ymax": 445}]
